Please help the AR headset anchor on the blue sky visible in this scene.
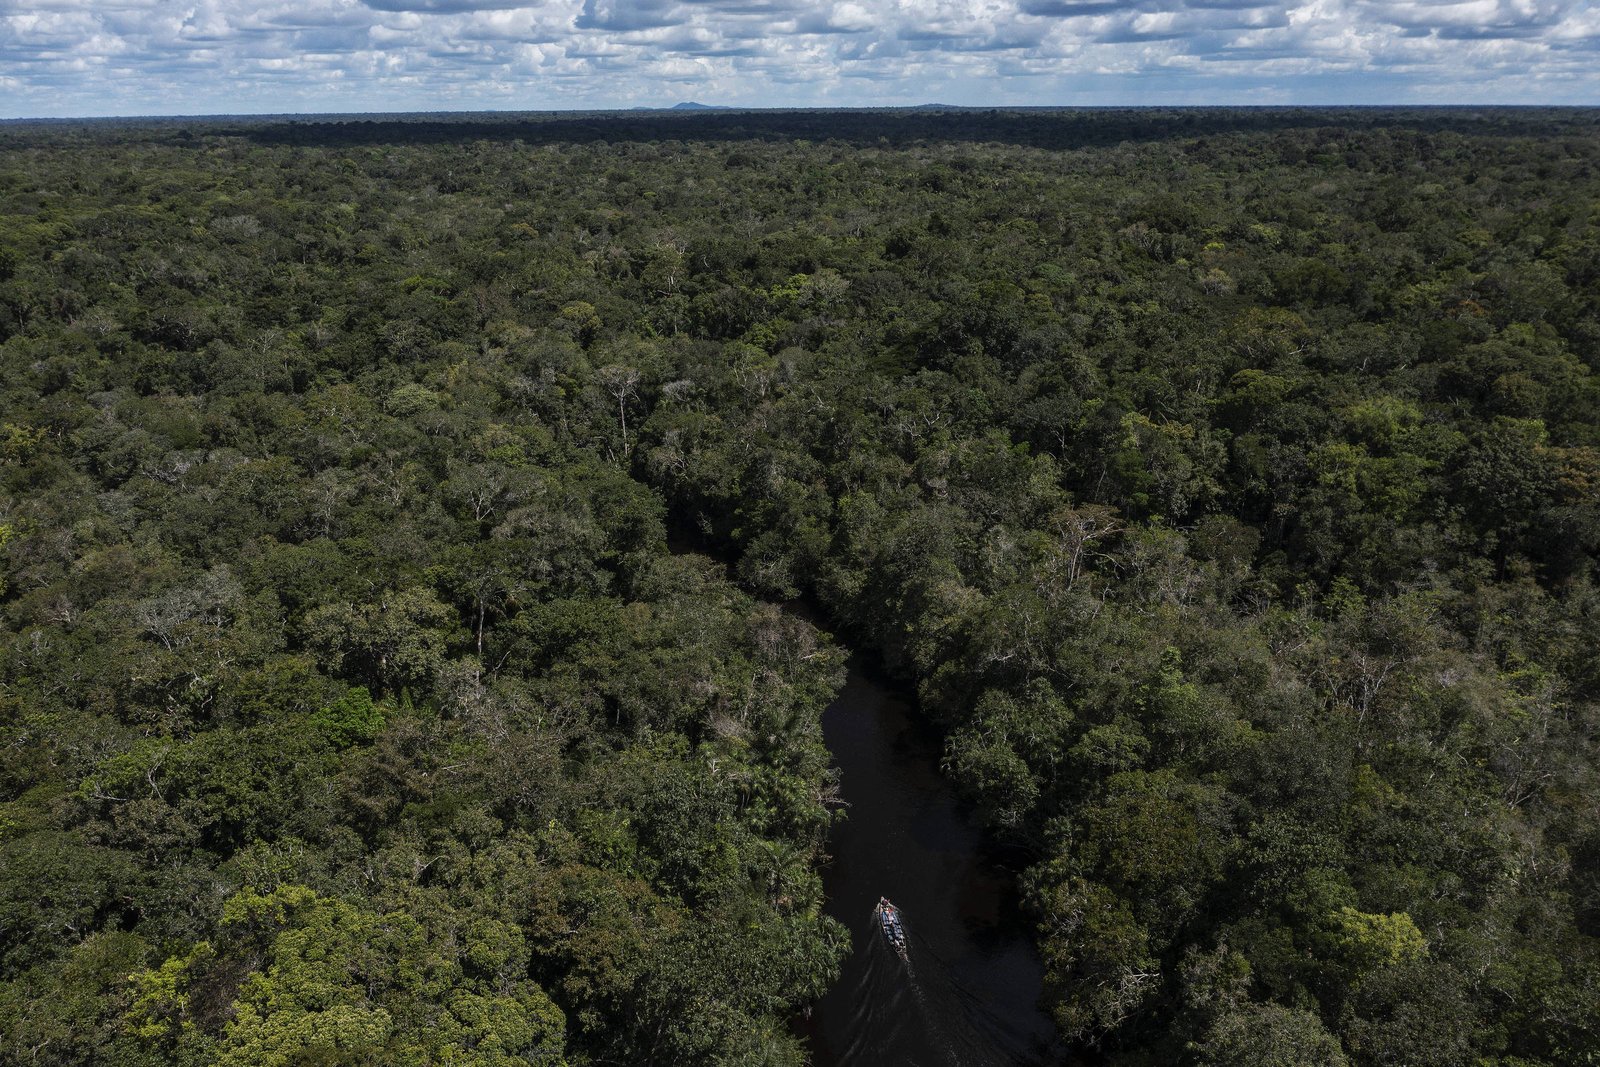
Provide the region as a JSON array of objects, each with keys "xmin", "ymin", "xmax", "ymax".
[{"xmin": 1, "ymin": 0, "xmax": 1596, "ymax": 116}]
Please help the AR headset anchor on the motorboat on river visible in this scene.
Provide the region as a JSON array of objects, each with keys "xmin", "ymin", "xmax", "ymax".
[{"xmin": 875, "ymin": 897, "xmax": 907, "ymax": 959}]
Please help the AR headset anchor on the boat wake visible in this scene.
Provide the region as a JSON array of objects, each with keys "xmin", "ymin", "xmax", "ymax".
[
  {"xmin": 800, "ymin": 664, "xmax": 1063, "ymax": 1067},
  {"xmin": 830, "ymin": 911, "xmax": 1049, "ymax": 1067}
]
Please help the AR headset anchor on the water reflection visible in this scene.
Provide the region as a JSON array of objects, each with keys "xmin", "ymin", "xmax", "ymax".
[{"xmin": 801, "ymin": 658, "xmax": 1064, "ymax": 1066}]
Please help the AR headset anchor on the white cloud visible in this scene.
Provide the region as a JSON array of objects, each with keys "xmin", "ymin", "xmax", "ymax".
[{"xmin": 0, "ymin": 0, "xmax": 1595, "ymax": 113}]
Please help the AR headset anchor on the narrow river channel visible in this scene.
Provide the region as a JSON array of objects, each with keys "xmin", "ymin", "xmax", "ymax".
[{"xmin": 799, "ymin": 650, "xmax": 1066, "ymax": 1066}]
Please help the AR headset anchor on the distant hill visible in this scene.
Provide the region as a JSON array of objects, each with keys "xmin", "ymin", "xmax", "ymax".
[{"xmin": 671, "ymin": 101, "xmax": 729, "ymax": 110}]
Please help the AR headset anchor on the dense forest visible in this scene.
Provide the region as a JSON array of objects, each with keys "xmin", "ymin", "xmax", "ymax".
[{"xmin": 1, "ymin": 107, "xmax": 1598, "ymax": 1066}]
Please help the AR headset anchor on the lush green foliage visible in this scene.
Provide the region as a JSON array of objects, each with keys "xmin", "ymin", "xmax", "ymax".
[
  {"xmin": 3, "ymin": 108, "xmax": 1600, "ymax": 1065},
  {"xmin": 0, "ymin": 118, "xmax": 852, "ymax": 1063}
]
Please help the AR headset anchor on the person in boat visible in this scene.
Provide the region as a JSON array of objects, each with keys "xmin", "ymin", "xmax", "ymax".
[{"xmin": 876, "ymin": 897, "xmax": 907, "ymax": 955}]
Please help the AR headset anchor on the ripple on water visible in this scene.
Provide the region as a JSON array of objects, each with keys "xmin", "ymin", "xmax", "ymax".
[{"xmin": 798, "ymin": 656, "xmax": 1064, "ymax": 1066}]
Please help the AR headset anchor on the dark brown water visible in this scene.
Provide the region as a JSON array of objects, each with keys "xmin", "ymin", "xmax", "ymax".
[{"xmin": 801, "ymin": 655, "xmax": 1065, "ymax": 1066}]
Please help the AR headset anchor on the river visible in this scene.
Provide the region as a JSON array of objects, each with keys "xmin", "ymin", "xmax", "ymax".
[{"xmin": 799, "ymin": 650, "xmax": 1066, "ymax": 1066}]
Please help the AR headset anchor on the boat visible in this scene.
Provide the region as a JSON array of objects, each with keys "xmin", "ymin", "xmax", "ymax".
[{"xmin": 875, "ymin": 897, "xmax": 907, "ymax": 959}]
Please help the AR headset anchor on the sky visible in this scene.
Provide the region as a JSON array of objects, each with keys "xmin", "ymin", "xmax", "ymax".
[{"xmin": 1, "ymin": 0, "xmax": 1596, "ymax": 116}]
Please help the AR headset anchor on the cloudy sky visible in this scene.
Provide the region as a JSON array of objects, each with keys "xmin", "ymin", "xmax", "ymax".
[{"xmin": 1, "ymin": 0, "xmax": 1596, "ymax": 115}]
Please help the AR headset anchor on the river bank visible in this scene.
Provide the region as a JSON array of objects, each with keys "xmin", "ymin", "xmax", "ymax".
[{"xmin": 797, "ymin": 649, "xmax": 1063, "ymax": 1066}]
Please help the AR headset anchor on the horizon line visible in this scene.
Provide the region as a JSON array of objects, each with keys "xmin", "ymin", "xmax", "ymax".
[{"xmin": 5, "ymin": 102, "xmax": 1594, "ymax": 123}]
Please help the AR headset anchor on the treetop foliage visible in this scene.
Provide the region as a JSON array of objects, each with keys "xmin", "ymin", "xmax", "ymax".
[{"xmin": 2, "ymin": 107, "xmax": 1598, "ymax": 1066}]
